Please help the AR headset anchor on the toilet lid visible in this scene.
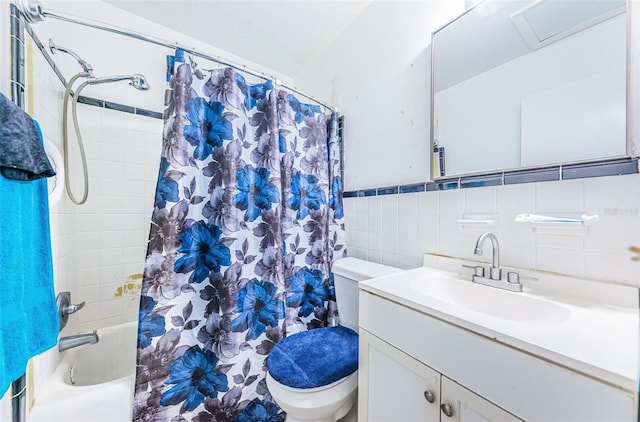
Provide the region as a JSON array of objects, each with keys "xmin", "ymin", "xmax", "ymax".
[{"xmin": 267, "ymin": 325, "xmax": 358, "ymax": 389}]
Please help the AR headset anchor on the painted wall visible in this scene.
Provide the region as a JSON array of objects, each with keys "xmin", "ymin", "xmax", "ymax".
[
  {"xmin": 296, "ymin": 0, "xmax": 640, "ymax": 287},
  {"xmin": 295, "ymin": 0, "xmax": 466, "ymax": 191}
]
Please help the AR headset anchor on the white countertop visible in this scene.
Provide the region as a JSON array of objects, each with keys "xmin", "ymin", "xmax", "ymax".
[{"xmin": 360, "ymin": 255, "xmax": 639, "ymax": 392}]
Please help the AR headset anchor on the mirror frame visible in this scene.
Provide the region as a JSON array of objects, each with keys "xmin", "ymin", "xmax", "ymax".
[{"xmin": 430, "ymin": 0, "xmax": 639, "ymax": 182}]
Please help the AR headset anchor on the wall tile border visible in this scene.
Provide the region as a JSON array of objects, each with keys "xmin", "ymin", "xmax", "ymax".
[
  {"xmin": 344, "ymin": 157, "xmax": 639, "ymax": 197},
  {"xmin": 77, "ymin": 95, "xmax": 162, "ymax": 119}
]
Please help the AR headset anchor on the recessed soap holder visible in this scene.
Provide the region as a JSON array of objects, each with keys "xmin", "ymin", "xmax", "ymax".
[{"xmin": 515, "ymin": 213, "xmax": 599, "ymax": 236}]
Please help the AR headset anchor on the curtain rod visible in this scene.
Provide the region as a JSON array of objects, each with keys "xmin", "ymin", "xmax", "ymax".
[{"xmin": 17, "ymin": 3, "xmax": 335, "ymax": 111}]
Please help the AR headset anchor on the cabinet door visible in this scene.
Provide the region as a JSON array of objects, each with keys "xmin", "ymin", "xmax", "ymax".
[
  {"xmin": 440, "ymin": 377, "xmax": 523, "ymax": 422},
  {"xmin": 359, "ymin": 329, "xmax": 441, "ymax": 422}
]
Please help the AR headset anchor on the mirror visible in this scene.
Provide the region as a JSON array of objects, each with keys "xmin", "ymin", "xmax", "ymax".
[{"xmin": 431, "ymin": 0, "xmax": 628, "ymax": 179}]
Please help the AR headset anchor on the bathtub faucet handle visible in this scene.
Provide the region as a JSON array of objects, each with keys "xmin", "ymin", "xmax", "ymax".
[{"xmin": 64, "ymin": 301, "xmax": 85, "ymax": 315}]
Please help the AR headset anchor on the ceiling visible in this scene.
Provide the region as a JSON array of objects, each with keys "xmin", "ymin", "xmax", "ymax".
[{"xmin": 105, "ymin": 0, "xmax": 371, "ymax": 78}]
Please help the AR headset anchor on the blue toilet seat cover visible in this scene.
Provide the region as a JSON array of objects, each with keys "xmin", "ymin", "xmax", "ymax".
[{"xmin": 267, "ymin": 325, "xmax": 358, "ymax": 389}]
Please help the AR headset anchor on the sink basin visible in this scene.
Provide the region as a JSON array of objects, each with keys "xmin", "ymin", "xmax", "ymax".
[{"xmin": 410, "ymin": 276, "xmax": 571, "ymax": 326}]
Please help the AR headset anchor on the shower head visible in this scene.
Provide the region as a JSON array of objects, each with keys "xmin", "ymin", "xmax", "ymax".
[
  {"xmin": 85, "ymin": 74, "xmax": 151, "ymax": 91},
  {"xmin": 49, "ymin": 39, "xmax": 94, "ymax": 77}
]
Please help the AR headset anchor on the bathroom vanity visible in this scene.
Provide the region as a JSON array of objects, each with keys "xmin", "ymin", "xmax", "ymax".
[{"xmin": 358, "ymin": 255, "xmax": 638, "ymax": 421}]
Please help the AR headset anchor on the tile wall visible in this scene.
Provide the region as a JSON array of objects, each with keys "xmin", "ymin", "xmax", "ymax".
[
  {"xmin": 26, "ymin": 36, "xmax": 162, "ymax": 403},
  {"xmin": 344, "ymin": 174, "xmax": 640, "ymax": 287},
  {"xmin": 72, "ymin": 105, "xmax": 161, "ymax": 333}
]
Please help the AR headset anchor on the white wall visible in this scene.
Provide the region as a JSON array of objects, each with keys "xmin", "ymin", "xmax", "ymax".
[
  {"xmin": 296, "ymin": 0, "xmax": 640, "ymax": 288},
  {"xmin": 296, "ymin": 1, "xmax": 465, "ymax": 191}
]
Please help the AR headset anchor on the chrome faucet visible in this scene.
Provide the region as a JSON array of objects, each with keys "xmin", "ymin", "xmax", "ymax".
[
  {"xmin": 463, "ymin": 232, "xmax": 524, "ymax": 292},
  {"xmin": 474, "ymin": 232, "xmax": 501, "ymax": 280},
  {"xmin": 59, "ymin": 331, "xmax": 99, "ymax": 352}
]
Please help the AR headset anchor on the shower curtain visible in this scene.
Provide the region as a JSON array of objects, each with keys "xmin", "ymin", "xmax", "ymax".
[{"xmin": 133, "ymin": 50, "xmax": 345, "ymax": 421}]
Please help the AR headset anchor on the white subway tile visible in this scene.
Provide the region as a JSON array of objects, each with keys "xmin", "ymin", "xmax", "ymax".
[
  {"xmin": 78, "ymin": 285, "xmax": 101, "ymax": 304},
  {"xmin": 438, "ymin": 189, "xmax": 464, "ymax": 240},
  {"xmin": 367, "ymin": 250, "xmax": 383, "ymax": 265},
  {"xmin": 123, "ymin": 163, "xmax": 146, "ymax": 181},
  {"xmin": 496, "ymin": 183, "xmax": 536, "ymax": 246},
  {"xmin": 352, "ymin": 213, "xmax": 369, "ymax": 232},
  {"xmin": 465, "ymin": 186, "xmax": 496, "ymax": 214},
  {"xmin": 438, "ymin": 237, "xmax": 466, "ymax": 260},
  {"xmin": 350, "ymin": 247, "xmax": 368, "ymax": 260},
  {"xmin": 77, "ymin": 249, "xmax": 101, "ymax": 269},
  {"xmin": 77, "ymin": 302, "xmax": 100, "ymax": 325},
  {"xmin": 101, "ymin": 248, "xmax": 124, "ymax": 266},
  {"xmin": 367, "ymin": 196, "xmax": 382, "ymax": 216},
  {"xmin": 417, "ymin": 229, "xmax": 438, "ymax": 256},
  {"xmin": 76, "ymin": 268, "xmax": 101, "ymax": 287},
  {"xmin": 499, "ymin": 243, "xmax": 536, "ymax": 271},
  {"xmin": 535, "ymin": 233, "xmax": 584, "ymax": 250},
  {"xmin": 123, "ymin": 247, "xmax": 145, "ymax": 265},
  {"xmin": 398, "ymin": 193, "xmax": 417, "ymax": 234},
  {"xmin": 101, "ymin": 282, "xmax": 123, "ymax": 302},
  {"xmin": 99, "ymin": 299, "xmax": 122, "ymax": 319},
  {"xmin": 584, "ymin": 174, "xmax": 640, "ymax": 253},
  {"xmin": 355, "ymin": 197, "xmax": 369, "ymax": 214},
  {"xmin": 100, "ymin": 108, "xmax": 124, "ymax": 129},
  {"xmin": 100, "ymin": 231, "xmax": 124, "ymax": 249},
  {"xmin": 381, "ymin": 195, "xmax": 398, "ymax": 215},
  {"xmin": 398, "ymin": 254, "xmax": 421, "ymax": 270},
  {"xmin": 536, "ymin": 247, "xmax": 584, "ymax": 277},
  {"xmin": 535, "ymin": 179, "xmax": 584, "ymax": 213},
  {"xmin": 354, "ymin": 231, "xmax": 369, "ymax": 250},
  {"xmin": 124, "ymin": 263, "xmax": 145, "ymax": 276},
  {"xmin": 100, "ymin": 267, "xmax": 125, "ymax": 284},
  {"xmin": 101, "ymin": 160, "xmax": 124, "ymax": 178},
  {"xmin": 368, "ymin": 232, "xmax": 383, "ymax": 252},
  {"xmin": 101, "ymin": 142, "xmax": 125, "ymax": 163},
  {"xmin": 345, "ymin": 230, "xmax": 356, "ymax": 248},
  {"xmin": 417, "ymin": 191, "xmax": 438, "ymax": 215},
  {"xmin": 381, "ymin": 226, "xmax": 398, "ymax": 254},
  {"xmin": 397, "ymin": 231, "xmax": 418, "ymax": 257},
  {"xmin": 123, "ymin": 113, "xmax": 150, "ymax": 133},
  {"xmin": 343, "ymin": 198, "xmax": 356, "ymax": 216},
  {"xmin": 368, "ymin": 213, "xmax": 383, "ymax": 233},
  {"xmin": 381, "ymin": 253, "xmax": 399, "ymax": 268},
  {"xmin": 583, "ymin": 250, "xmax": 640, "ymax": 286}
]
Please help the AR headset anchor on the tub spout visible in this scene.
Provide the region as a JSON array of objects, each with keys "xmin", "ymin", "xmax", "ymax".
[{"xmin": 59, "ymin": 331, "xmax": 99, "ymax": 352}]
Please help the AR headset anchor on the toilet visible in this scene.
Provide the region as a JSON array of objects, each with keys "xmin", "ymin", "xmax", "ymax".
[{"xmin": 266, "ymin": 257, "xmax": 401, "ymax": 422}]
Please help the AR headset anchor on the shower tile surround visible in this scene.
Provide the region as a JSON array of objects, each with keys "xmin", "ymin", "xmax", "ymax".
[
  {"xmin": 344, "ymin": 173, "xmax": 640, "ymax": 287},
  {"xmin": 21, "ymin": 38, "xmax": 162, "ymax": 406}
]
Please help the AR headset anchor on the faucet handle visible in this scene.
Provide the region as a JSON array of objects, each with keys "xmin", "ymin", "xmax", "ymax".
[
  {"xmin": 507, "ymin": 272, "xmax": 538, "ymax": 284},
  {"xmin": 462, "ymin": 264, "xmax": 484, "ymax": 277},
  {"xmin": 64, "ymin": 301, "xmax": 86, "ymax": 315}
]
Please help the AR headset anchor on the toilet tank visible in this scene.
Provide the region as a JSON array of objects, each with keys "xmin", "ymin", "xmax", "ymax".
[{"xmin": 331, "ymin": 257, "xmax": 402, "ymax": 331}]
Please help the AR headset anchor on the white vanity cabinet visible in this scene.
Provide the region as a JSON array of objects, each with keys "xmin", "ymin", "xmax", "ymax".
[
  {"xmin": 358, "ymin": 289, "xmax": 636, "ymax": 422},
  {"xmin": 359, "ymin": 329, "xmax": 521, "ymax": 422}
]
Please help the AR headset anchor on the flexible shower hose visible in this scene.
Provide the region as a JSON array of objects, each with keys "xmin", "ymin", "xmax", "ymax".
[{"xmin": 62, "ymin": 72, "xmax": 90, "ymax": 205}]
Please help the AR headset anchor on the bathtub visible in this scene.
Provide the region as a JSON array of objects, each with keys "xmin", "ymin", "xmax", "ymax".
[{"xmin": 29, "ymin": 322, "xmax": 137, "ymax": 422}]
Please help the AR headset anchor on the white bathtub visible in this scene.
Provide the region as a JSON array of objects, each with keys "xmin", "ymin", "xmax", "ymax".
[{"xmin": 29, "ymin": 322, "xmax": 137, "ymax": 422}]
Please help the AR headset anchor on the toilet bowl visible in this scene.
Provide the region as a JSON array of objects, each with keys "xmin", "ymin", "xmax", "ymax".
[{"xmin": 266, "ymin": 257, "xmax": 401, "ymax": 421}]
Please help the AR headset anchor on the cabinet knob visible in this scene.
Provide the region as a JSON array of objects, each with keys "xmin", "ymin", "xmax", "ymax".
[
  {"xmin": 441, "ymin": 403, "xmax": 454, "ymax": 417},
  {"xmin": 423, "ymin": 390, "xmax": 435, "ymax": 403}
]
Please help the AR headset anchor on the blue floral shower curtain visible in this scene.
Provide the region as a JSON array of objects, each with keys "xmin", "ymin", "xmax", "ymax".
[{"xmin": 133, "ymin": 50, "xmax": 345, "ymax": 421}]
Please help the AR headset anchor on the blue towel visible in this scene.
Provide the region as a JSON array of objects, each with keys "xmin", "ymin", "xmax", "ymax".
[{"xmin": 0, "ymin": 120, "xmax": 59, "ymax": 395}]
